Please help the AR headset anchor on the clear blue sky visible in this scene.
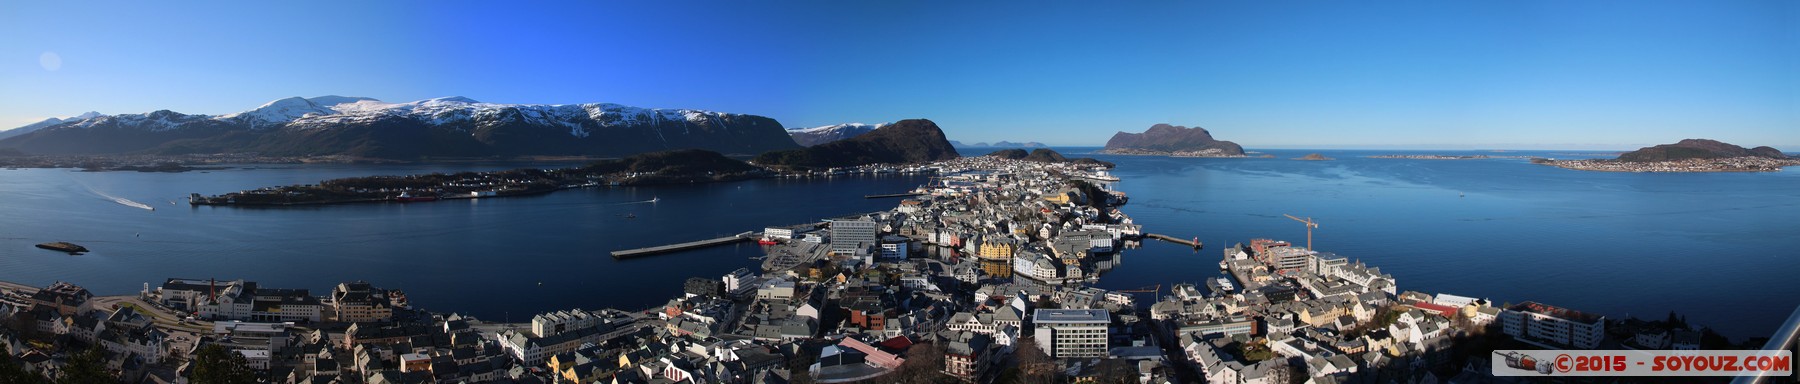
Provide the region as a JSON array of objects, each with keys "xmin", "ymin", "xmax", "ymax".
[{"xmin": 2, "ymin": 1, "xmax": 1794, "ymax": 149}]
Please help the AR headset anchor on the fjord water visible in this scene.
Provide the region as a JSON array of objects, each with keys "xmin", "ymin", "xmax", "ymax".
[{"xmin": 1, "ymin": 150, "xmax": 1796, "ymax": 339}]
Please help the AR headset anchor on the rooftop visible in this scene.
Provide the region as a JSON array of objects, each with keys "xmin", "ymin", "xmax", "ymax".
[
  {"xmin": 1510, "ymin": 301, "xmax": 1603, "ymax": 323},
  {"xmin": 1034, "ymin": 309, "xmax": 1109, "ymax": 324}
]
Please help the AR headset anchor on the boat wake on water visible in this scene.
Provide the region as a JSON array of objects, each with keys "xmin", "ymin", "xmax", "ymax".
[{"xmin": 69, "ymin": 174, "xmax": 156, "ymax": 211}]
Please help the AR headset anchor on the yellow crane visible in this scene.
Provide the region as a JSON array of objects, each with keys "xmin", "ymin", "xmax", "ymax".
[{"xmin": 1283, "ymin": 214, "xmax": 1319, "ymax": 251}]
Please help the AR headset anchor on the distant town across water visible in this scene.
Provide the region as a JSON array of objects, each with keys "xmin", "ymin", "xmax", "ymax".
[{"xmin": 0, "ymin": 148, "xmax": 1796, "ymax": 340}]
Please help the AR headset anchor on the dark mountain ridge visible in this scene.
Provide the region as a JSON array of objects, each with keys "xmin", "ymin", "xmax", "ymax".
[
  {"xmin": 1617, "ymin": 139, "xmax": 1790, "ymax": 162},
  {"xmin": 0, "ymin": 97, "xmax": 800, "ymax": 159},
  {"xmin": 754, "ymin": 119, "xmax": 959, "ymax": 169},
  {"xmin": 1100, "ymin": 123, "xmax": 1244, "ymax": 155}
]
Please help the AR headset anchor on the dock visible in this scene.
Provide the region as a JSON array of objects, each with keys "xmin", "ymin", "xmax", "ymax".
[
  {"xmin": 1144, "ymin": 233, "xmax": 1202, "ymax": 249},
  {"xmin": 611, "ymin": 231, "xmax": 758, "ymax": 259},
  {"xmin": 864, "ymin": 192, "xmax": 924, "ymax": 199}
]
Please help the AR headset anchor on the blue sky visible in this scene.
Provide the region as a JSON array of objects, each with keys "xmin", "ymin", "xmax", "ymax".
[{"xmin": 1, "ymin": 1, "xmax": 1794, "ymax": 149}]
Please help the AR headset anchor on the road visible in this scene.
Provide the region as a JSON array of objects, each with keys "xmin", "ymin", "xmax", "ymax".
[{"xmin": 89, "ymin": 295, "xmax": 214, "ymax": 360}]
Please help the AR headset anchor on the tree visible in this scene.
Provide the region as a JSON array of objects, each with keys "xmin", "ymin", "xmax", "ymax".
[
  {"xmin": 1013, "ymin": 338, "xmax": 1061, "ymax": 384},
  {"xmin": 190, "ymin": 345, "xmax": 256, "ymax": 384},
  {"xmin": 54, "ymin": 349, "xmax": 110, "ymax": 384},
  {"xmin": 883, "ymin": 341, "xmax": 952, "ymax": 384},
  {"xmin": 0, "ymin": 351, "xmax": 44, "ymax": 384}
]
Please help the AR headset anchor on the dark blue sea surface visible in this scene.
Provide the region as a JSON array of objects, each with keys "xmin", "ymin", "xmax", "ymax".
[
  {"xmin": 2, "ymin": 150, "xmax": 1796, "ymax": 339},
  {"xmin": 1081, "ymin": 148, "xmax": 1800, "ymax": 340}
]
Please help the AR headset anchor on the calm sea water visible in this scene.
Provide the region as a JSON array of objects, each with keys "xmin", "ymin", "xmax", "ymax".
[{"xmin": 2, "ymin": 150, "xmax": 1796, "ymax": 339}]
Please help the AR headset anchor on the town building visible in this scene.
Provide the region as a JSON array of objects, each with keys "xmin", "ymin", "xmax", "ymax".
[
  {"xmin": 328, "ymin": 281, "xmax": 394, "ymax": 323},
  {"xmin": 1501, "ymin": 301, "xmax": 1605, "ymax": 349},
  {"xmin": 1033, "ymin": 309, "xmax": 1110, "ymax": 358},
  {"xmin": 830, "ymin": 218, "xmax": 879, "ymax": 255}
]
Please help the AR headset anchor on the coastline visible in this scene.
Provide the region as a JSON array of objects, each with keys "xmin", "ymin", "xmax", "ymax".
[{"xmin": 1535, "ymin": 157, "xmax": 1800, "ymax": 173}]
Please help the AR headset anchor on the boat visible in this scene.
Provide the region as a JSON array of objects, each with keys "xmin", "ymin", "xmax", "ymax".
[
  {"xmin": 395, "ymin": 192, "xmax": 439, "ymax": 202},
  {"xmin": 757, "ymin": 238, "xmax": 780, "ymax": 245},
  {"xmin": 1077, "ymin": 170, "xmax": 1121, "ymax": 182},
  {"xmin": 650, "ymin": 196, "xmax": 660, "ymax": 203},
  {"xmin": 624, "ymin": 213, "xmax": 637, "ymax": 219},
  {"xmin": 36, "ymin": 242, "xmax": 88, "ymax": 254}
]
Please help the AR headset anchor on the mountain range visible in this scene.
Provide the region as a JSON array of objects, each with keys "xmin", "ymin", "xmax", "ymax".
[
  {"xmin": 0, "ymin": 96, "xmax": 799, "ymax": 159},
  {"xmin": 0, "ymin": 111, "xmax": 105, "ymax": 141},
  {"xmin": 787, "ymin": 123, "xmax": 883, "ymax": 147}
]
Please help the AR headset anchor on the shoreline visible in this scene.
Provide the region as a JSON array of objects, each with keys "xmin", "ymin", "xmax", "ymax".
[{"xmin": 1535, "ymin": 157, "xmax": 1800, "ymax": 173}]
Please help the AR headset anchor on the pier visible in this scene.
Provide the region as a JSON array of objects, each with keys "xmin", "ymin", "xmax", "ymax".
[
  {"xmin": 1144, "ymin": 233, "xmax": 1202, "ymax": 249},
  {"xmin": 864, "ymin": 192, "xmax": 924, "ymax": 199},
  {"xmin": 611, "ymin": 231, "xmax": 758, "ymax": 259}
]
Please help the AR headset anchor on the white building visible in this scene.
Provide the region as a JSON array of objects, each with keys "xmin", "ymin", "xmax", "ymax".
[
  {"xmin": 763, "ymin": 227, "xmax": 795, "ymax": 240},
  {"xmin": 1500, "ymin": 302, "xmax": 1604, "ymax": 349},
  {"xmin": 530, "ymin": 309, "xmax": 598, "ymax": 338},
  {"xmin": 722, "ymin": 268, "xmax": 757, "ymax": 296},
  {"xmin": 829, "ymin": 218, "xmax": 879, "ymax": 255},
  {"xmin": 1033, "ymin": 309, "xmax": 1110, "ymax": 358}
]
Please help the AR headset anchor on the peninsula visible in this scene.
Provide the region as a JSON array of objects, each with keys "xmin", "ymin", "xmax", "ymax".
[{"xmin": 1536, "ymin": 139, "xmax": 1798, "ymax": 172}]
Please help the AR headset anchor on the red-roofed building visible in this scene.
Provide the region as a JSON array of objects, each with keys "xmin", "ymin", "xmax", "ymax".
[
  {"xmin": 1410, "ymin": 302, "xmax": 1460, "ymax": 319},
  {"xmin": 839, "ymin": 337, "xmax": 905, "ymax": 369}
]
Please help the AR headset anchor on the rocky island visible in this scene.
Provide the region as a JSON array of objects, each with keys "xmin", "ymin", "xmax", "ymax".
[
  {"xmin": 1537, "ymin": 139, "xmax": 1798, "ymax": 172},
  {"xmin": 1099, "ymin": 123, "xmax": 1246, "ymax": 157},
  {"xmin": 1293, "ymin": 153, "xmax": 1334, "ymax": 161}
]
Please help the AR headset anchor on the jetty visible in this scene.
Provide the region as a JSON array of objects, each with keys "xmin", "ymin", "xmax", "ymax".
[
  {"xmin": 611, "ymin": 231, "xmax": 758, "ymax": 259},
  {"xmin": 1144, "ymin": 233, "xmax": 1202, "ymax": 249},
  {"xmin": 864, "ymin": 192, "xmax": 925, "ymax": 199}
]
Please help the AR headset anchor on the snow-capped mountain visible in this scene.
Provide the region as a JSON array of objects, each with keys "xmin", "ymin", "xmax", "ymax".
[
  {"xmin": 0, "ymin": 96, "xmax": 799, "ymax": 159},
  {"xmin": 217, "ymin": 96, "xmax": 378, "ymax": 128},
  {"xmin": 787, "ymin": 122, "xmax": 884, "ymax": 146},
  {"xmin": 0, "ymin": 111, "xmax": 105, "ymax": 141}
]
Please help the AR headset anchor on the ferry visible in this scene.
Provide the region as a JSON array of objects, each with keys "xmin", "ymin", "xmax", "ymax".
[
  {"xmin": 1077, "ymin": 170, "xmax": 1121, "ymax": 182},
  {"xmin": 757, "ymin": 238, "xmax": 780, "ymax": 245},
  {"xmin": 395, "ymin": 192, "xmax": 439, "ymax": 202}
]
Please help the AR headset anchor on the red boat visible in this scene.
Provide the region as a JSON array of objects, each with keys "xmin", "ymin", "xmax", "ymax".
[
  {"xmin": 395, "ymin": 192, "xmax": 439, "ymax": 202},
  {"xmin": 757, "ymin": 238, "xmax": 780, "ymax": 245}
]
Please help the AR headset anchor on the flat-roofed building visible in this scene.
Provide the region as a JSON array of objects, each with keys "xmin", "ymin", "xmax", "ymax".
[
  {"xmin": 1501, "ymin": 301, "xmax": 1604, "ymax": 349},
  {"xmin": 1033, "ymin": 309, "xmax": 1109, "ymax": 358},
  {"xmin": 830, "ymin": 218, "xmax": 879, "ymax": 255}
]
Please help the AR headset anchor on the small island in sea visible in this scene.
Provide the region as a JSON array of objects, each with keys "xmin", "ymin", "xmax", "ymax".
[
  {"xmin": 1098, "ymin": 123, "xmax": 1247, "ymax": 157},
  {"xmin": 1293, "ymin": 153, "xmax": 1334, "ymax": 161},
  {"xmin": 1535, "ymin": 139, "xmax": 1798, "ymax": 172}
]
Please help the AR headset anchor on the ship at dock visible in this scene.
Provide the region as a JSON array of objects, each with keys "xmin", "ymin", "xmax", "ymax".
[{"xmin": 394, "ymin": 192, "xmax": 439, "ymax": 203}]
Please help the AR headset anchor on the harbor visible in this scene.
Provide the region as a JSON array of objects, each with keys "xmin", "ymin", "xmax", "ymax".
[{"xmin": 1143, "ymin": 233, "xmax": 1202, "ymax": 249}]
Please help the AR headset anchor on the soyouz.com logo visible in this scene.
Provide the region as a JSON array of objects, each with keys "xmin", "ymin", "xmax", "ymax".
[{"xmin": 1494, "ymin": 350, "xmax": 1793, "ymax": 377}]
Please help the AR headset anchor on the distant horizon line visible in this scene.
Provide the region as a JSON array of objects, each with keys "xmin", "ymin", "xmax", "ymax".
[{"xmin": 958, "ymin": 144, "xmax": 1800, "ymax": 153}]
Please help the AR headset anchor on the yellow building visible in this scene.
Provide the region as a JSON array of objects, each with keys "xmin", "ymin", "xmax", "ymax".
[{"xmin": 979, "ymin": 241, "xmax": 1016, "ymax": 277}]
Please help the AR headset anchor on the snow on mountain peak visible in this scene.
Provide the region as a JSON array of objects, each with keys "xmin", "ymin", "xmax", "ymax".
[
  {"xmin": 305, "ymin": 96, "xmax": 378, "ymax": 108},
  {"xmin": 424, "ymin": 96, "xmax": 480, "ymax": 104},
  {"xmin": 71, "ymin": 111, "xmax": 105, "ymax": 120},
  {"xmin": 219, "ymin": 96, "xmax": 337, "ymax": 127},
  {"xmin": 790, "ymin": 122, "xmax": 885, "ymax": 133}
]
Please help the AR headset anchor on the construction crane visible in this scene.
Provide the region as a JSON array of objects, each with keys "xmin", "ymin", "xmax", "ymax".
[{"xmin": 1283, "ymin": 214, "xmax": 1319, "ymax": 251}]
